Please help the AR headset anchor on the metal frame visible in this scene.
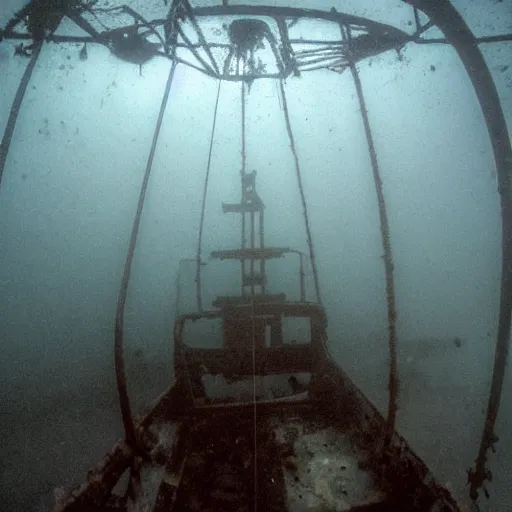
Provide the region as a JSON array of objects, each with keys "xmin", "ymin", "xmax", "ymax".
[
  {"xmin": 0, "ymin": 1, "xmax": 412, "ymax": 79},
  {"xmin": 402, "ymin": 0, "xmax": 511, "ymax": 501},
  {"xmin": 1, "ymin": 0, "xmax": 511, "ymax": 503},
  {"xmin": 173, "ymin": 301, "xmax": 326, "ymax": 386}
]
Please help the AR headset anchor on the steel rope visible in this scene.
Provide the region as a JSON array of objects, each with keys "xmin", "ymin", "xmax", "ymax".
[
  {"xmin": 278, "ymin": 79, "xmax": 323, "ymax": 306},
  {"xmin": 342, "ymin": 24, "xmax": 399, "ymax": 448},
  {"xmin": 0, "ymin": 42, "xmax": 43, "ymax": 191},
  {"xmin": 114, "ymin": 60, "xmax": 177, "ymax": 451},
  {"xmin": 195, "ymin": 79, "xmax": 222, "ymax": 312}
]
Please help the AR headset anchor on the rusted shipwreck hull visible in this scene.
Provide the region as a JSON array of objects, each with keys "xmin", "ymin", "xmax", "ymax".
[{"xmin": 53, "ymin": 302, "xmax": 460, "ymax": 512}]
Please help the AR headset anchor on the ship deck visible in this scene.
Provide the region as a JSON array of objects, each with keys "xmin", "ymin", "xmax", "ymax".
[{"xmin": 132, "ymin": 401, "xmax": 387, "ymax": 512}]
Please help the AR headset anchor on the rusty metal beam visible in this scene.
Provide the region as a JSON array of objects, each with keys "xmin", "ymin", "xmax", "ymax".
[
  {"xmin": 403, "ymin": 0, "xmax": 512, "ymax": 502},
  {"xmin": 178, "ymin": 345, "xmax": 314, "ymax": 375}
]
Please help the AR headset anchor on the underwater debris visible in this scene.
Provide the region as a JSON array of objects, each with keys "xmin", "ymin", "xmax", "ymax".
[
  {"xmin": 38, "ymin": 117, "xmax": 50, "ymax": 137},
  {"xmin": 228, "ymin": 19, "xmax": 270, "ymax": 55},
  {"xmin": 104, "ymin": 25, "xmax": 161, "ymax": 72},
  {"xmin": 224, "ymin": 18, "xmax": 274, "ymax": 88},
  {"xmin": 79, "ymin": 43, "xmax": 88, "ymax": 60},
  {"xmin": 14, "ymin": 43, "xmax": 31, "ymax": 57},
  {"xmin": 4, "ymin": 0, "xmax": 96, "ymax": 56}
]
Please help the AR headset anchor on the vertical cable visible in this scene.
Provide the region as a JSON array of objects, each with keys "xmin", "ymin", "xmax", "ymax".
[
  {"xmin": 250, "ymin": 193, "xmax": 256, "ymax": 297},
  {"xmin": 115, "ymin": 60, "xmax": 177, "ymax": 450},
  {"xmin": 342, "ymin": 24, "xmax": 398, "ymax": 447},
  {"xmin": 241, "ymin": 78, "xmax": 247, "ymax": 172},
  {"xmin": 0, "ymin": 41, "xmax": 43, "ymax": 191},
  {"xmin": 251, "ymin": 299, "xmax": 258, "ymax": 512},
  {"xmin": 196, "ymin": 79, "xmax": 222, "ymax": 312},
  {"xmin": 241, "ymin": 80, "xmax": 247, "ymax": 296},
  {"xmin": 278, "ymin": 80, "xmax": 323, "ymax": 305},
  {"xmin": 260, "ymin": 208, "xmax": 265, "ymax": 295}
]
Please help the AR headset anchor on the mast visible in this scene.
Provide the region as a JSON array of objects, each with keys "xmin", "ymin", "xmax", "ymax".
[{"xmin": 211, "ymin": 170, "xmax": 291, "ymax": 308}]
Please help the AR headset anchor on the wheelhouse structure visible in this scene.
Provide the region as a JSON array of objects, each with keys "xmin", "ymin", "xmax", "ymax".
[{"xmin": 173, "ymin": 169, "xmax": 324, "ymax": 409}]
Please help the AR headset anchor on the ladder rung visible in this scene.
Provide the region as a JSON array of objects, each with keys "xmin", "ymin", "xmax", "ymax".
[{"xmin": 211, "ymin": 248, "xmax": 290, "ymax": 260}]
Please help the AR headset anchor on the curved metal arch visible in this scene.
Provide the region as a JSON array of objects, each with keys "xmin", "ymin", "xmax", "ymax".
[{"xmin": 404, "ymin": 0, "xmax": 512, "ymax": 503}]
